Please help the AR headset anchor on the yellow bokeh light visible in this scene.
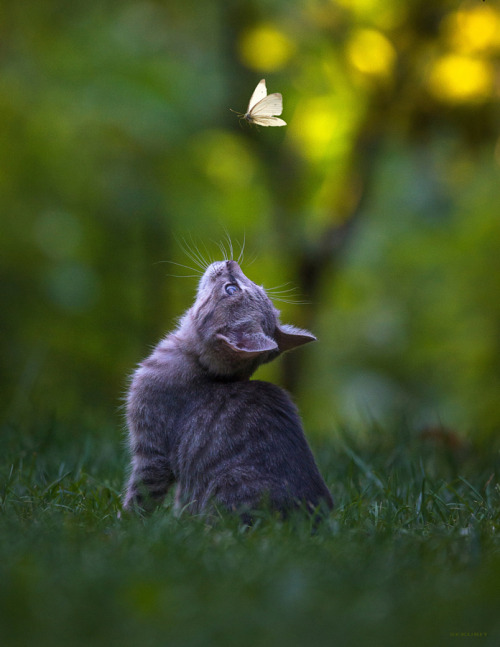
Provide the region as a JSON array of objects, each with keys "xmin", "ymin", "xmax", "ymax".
[
  {"xmin": 428, "ymin": 54, "xmax": 494, "ymax": 103},
  {"xmin": 333, "ymin": 0, "xmax": 405, "ymax": 29},
  {"xmin": 334, "ymin": 0, "xmax": 382, "ymax": 17},
  {"xmin": 347, "ymin": 29, "xmax": 396, "ymax": 79},
  {"xmin": 444, "ymin": 6, "xmax": 500, "ymax": 54},
  {"xmin": 239, "ymin": 24, "xmax": 295, "ymax": 72},
  {"xmin": 290, "ymin": 97, "xmax": 340, "ymax": 162}
]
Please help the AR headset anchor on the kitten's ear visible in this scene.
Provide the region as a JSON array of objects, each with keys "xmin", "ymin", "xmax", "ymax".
[
  {"xmin": 275, "ymin": 323, "xmax": 316, "ymax": 352},
  {"xmin": 217, "ymin": 332, "xmax": 278, "ymax": 358}
]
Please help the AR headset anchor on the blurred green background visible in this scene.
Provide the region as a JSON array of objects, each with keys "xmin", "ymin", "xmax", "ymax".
[{"xmin": 1, "ymin": 0, "xmax": 499, "ymax": 439}]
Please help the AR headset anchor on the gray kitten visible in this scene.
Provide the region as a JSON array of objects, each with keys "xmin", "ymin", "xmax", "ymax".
[{"xmin": 123, "ymin": 259, "xmax": 333, "ymax": 519}]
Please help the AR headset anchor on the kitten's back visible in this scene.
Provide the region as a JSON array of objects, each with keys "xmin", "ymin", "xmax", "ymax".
[{"xmin": 173, "ymin": 379, "xmax": 333, "ymax": 515}]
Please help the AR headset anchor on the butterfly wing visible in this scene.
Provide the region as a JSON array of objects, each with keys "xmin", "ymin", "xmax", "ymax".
[
  {"xmin": 249, "ymin": 93, "xmax": 283, "ymax": 117},
  {"xmin": 250, "ymin": 116, "xmax": 287, "ymax": 127},
  {"xmin": 247, "ymin": 79, "xmax": 267, "ymax": 112}
]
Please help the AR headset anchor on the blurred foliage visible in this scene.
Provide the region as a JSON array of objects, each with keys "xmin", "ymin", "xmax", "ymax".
[{"xmin": 1, "ymin": 0, "xmax": 499, "ymax": 437}]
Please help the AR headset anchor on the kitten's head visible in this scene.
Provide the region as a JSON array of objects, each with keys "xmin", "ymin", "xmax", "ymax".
[{"xmin": 182, "ymin": 260, "xmax": 315, "ymax": 379}]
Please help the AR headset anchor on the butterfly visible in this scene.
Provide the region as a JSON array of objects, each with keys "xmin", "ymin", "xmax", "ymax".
[{"xmin": 236, "ymin": 79, "xmax": 287, "ymax": 127}]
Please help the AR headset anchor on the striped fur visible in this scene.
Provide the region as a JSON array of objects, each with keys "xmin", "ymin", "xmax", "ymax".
[{"xmin": 123, "ymin": 260, "xmax": 333, "ymax": 518}]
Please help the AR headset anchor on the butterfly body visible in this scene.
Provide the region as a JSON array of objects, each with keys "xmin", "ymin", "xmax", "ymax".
[{"xmin": 240, "ymin": 79, "xmax": 287, "ymax": 127}]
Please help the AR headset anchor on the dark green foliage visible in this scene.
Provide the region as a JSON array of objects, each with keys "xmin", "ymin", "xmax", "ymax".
[
  {"xmin": 1, "ymin": 0, "xmax": 500, "ymax": 435},
  {"xmin": 2, "ymin": 420, "xmax": 499, "ymax": 647}
]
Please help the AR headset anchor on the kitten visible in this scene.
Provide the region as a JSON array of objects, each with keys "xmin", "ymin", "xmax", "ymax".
[{"xmin": 123, "ymin": 259, "xmax": 333, "ymax": 519}]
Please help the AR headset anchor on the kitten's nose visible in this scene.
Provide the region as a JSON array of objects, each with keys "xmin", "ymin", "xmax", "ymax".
[{"xmin": 226, "ymin": 260, "xmax": 240, "ymax": 271}]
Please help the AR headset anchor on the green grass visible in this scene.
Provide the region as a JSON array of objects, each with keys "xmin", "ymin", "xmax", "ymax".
[{"xmin": 1, "ymin": 417, "xmax": 500, "ymax": 647}]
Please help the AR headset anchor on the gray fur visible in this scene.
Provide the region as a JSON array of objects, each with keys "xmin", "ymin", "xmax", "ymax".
[{"xmin": 123, "ymin": 260, "xmax": 333, "ymax": 518}]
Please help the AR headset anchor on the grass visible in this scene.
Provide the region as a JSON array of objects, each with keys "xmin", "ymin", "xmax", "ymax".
[{"xmin": 1, "ymin": 416, "xmax": 500, "ymax": 647}]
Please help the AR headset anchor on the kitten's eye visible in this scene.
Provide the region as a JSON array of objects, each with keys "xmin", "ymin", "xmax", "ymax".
[{"xmin": 225, "ymin": 283, "xmax": 239, "ymax": 296}]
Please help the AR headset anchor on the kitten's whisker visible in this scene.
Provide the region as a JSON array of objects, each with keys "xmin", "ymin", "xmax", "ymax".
[
  {"xmin": 184, "ymin": 252, "xmax": 207, "ymax": 271},
  {"xmin": 179, "ymin": 234, "xmax": 208, "ymax": 270},
  {"xmin": 270, "ymin": 297, "xmax": 310, "ymax": 305},
  {"xmin": 224, "ymin": 230, "xmax": 234, "ymax": 261},
  {"xmin": 245, "ymin": 252, "xmax": 258, "ymax": 268},
  {"xmin": 265, "ymin": 281, "xmax": 303, "ymax": 301},
  {"xmin": 217, "ymin": 225, "xmax": 235, "ymax": 262},
  {"xmin": 178, "ymin": 236, "xmax": 208, "ymax": 271},
  {"xmin": 199, "ymin": 239, "xmax": 215, "ymax": 266},
  {"xmin": 187, "ymin": 234, "xmax": 210, "ymax": 270},
  {"xmin": 266, "ymin": 281, "xmax": 295, "ymax": 292},
  {"xmin": 158, "ymin": 260, "xmax": 203, "ymax": 275},
  {"xmin": 268, "ymin": 292, "xmax": 301, "ymax": 300},
  {"xmin": 237, "ymin": 232, "xmax": 246, "ymax": 266},
  {"xmin": 267, "ymin": 292, "xmax": 301, "ymax": 299},
  {"xmin": 266, "ymin": 280, "xmax": 306, "ymax": 304},
  {"xmin": 214, "ymin": 239, "xmax": 228, "ymax": 261},
  {"xmin": 175, "ymin": 236, "xmax": 205, "ymax": 271},
  {"xmin": 266, "ymin": 287, "xmax": 299, "ymax": 295}
]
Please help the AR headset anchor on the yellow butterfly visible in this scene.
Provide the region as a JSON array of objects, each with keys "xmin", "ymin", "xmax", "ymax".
[{"xmin": 238, "ymin": 79, "xmax": 287, "ymax": 127}]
